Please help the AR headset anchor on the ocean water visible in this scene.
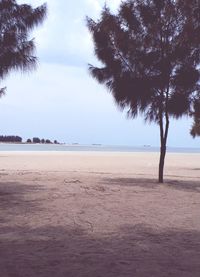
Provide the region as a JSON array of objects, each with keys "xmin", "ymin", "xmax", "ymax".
[{"xmin": 0, "ymin": 143, "xmax": 200, "ymax": 153}]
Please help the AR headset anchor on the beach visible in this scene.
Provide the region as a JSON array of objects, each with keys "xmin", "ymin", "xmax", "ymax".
[{"xmin": 0, "ymin": 151, "xmax": 200, "ymax": 277}]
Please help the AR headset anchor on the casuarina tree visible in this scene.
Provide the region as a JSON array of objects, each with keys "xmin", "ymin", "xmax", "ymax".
[
  {"xmin": 87, "ymin": 0, "xmax": 200, "ymax": 183},
  {"xmin": 191, "ymin": 118, "xmax": 200, "ymax": 138},
  {"xmin": 190, "ymin": 100, "xmax": 200, "ymax": 138},
  {"xmin": 179, "ymin": 0, "xmax": 200, "ymax": 139},
  {"xmin": 0, "ymin": 0, "xmax": 47, "ymax": 95}
]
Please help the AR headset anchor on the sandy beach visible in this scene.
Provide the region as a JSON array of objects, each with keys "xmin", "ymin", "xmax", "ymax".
[{"xmin": 0, "ymin": 151, "xmax": 200, "ymax": 277}]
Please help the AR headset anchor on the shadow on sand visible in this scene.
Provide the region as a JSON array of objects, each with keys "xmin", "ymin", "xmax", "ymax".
[
  {"xmin": 0, "ymin": 181, "xmax": 45, "ymax": 223},
  {"xmin": 0, "ymin": 180, "xmax": 200, "ymax": 277},
  {"xmin": 1, "ymin": 223, "xmax": 200, "ymax": 277},
  {"xmin": 103, "ymin": 177, "xmax": 200, "ymax": 193}
]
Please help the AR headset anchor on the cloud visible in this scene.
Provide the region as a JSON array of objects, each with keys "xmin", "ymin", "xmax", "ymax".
[
  {"xmin": 106, "ymin": 0, "xmax": 122, "ymax": 11},
  {"xmin": 17, "ymin": 0, "xmax": 122, "ymax": 68},
  {"xmin": 34, "ymin": 1, "xmax": 98, "ymax": 67},
  {"xmin": 86, "ymin": 0, "xmax": 101, "ymax": 13}
]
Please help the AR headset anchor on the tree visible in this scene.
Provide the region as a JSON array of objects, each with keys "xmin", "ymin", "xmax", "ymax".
[
  {"xmin": 191, "ymin": 119, "xmax": 200, "ymax": 138},
  {"xmin": 190, "ymin": 101, "xmax": 200, "ymax": 138},
  {"xmin": 33, "ymin": 137, "xmax": 40, "ymax": 143},
  {"xmin": 87, "ymin": 0, "xmax": 200, "ymax": 183},
  {"xmin": 0, "ymin": 135, "xmax": 22, "ymax": 142},
  {"xmin": 45, "ymin": 139, "xmax": 51, "ymax": 144},
  {"xmin": 27, "ymin": 138, "xmax": 32, "ymax": 143},
  {"xmin": 0, "ymin": 0, "xmax": 47, "ymax": 93},
  {"xmin": 179, "ymin": 0, "xmax": 200, "ymax": 139}
]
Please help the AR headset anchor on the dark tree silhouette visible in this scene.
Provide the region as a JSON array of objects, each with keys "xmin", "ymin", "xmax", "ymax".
[
  {"xmin": 33, "ymin": 137, "xmax": 40, "ymax": 143},
  {"xmin": 26, "ymin": 138, "xmax": 57, "ymax": 144},
  {"xmin": 180, "ymin": 0, "xmax": 200, "ymax": 139},
  {"xmin": 87, "ymin": 0, "xmax": 200, "ymax": 183},
  {"xmin": 191, "ymin": 119, "xmax": 200, "ymax": 138},
  {"xmin": 0, "ymin": 0, "xmax": 47, "ymax": 93},
  {"xmin": 191, "ymin": 100, "xmax": 200, "ymax": 138},
  {"xmin": 0, "ymin": 135, "xmax": 22, "ymax": 142}
]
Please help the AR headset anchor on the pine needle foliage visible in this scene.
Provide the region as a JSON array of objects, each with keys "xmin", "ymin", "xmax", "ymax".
[
  {"xmin": 0, "ymin": 0, "xmax": 47, "ymax": 90},
  {"xmin": 87, "ymin": 0, "xmax": 200, "ymax": 182}
]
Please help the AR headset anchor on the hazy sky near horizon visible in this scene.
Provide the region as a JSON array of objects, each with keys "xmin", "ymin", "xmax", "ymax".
[{"xmin": 0, "ymin": 0, "xmax": 199, "ymax": 147}]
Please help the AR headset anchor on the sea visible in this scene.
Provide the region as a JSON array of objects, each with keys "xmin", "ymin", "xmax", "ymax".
[{"xmin": 0, "ymin": 143, "xmax": 199, "ymax": 153}]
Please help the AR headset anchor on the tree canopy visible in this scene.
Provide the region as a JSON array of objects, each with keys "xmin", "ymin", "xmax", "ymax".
[
  {"xmin": 87, "ymin": 0, "xmax": 200, "ymax": 182},
  {"xmin": 191, "ymin": 119, "xmax": 200, "ymax": 138},
  {"xmin": 191, "ymin": 100, "xmax": 200, "ymax": 138},
  {"xmin": 0, "ymin": 0, "xmax": 47, "ymax": 94},
  {"xmin": 0, "ymin": 135, "xmax": 22, "ymax": 142}
]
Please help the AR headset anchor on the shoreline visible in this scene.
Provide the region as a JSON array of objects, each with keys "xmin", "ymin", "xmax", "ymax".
[
  {"xmin": 0, "ymin": 151, "xmax": 199, "ymax": 181},
  {"xmin": 0, "ymin": 143, "xmax": 200, "ymax": 154}
]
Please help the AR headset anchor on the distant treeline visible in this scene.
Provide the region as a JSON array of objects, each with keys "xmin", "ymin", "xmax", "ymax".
[
  {"xmin": 27, "ymin": 137, "xmax": 59, "ymax": 144},
  {"xmin": 0, "ymin": 135, "xmax": 22, "ymax": 142},
  {"xmin": 0, "ymin": 135, "xmax": 59, "ymax": 144},
  {"xmin": 0, "ymin": 136, "xmax": 59, "ymax": 144}
]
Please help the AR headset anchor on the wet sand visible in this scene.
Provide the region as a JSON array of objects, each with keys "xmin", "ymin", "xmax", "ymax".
[{"xmin": 0, "ymin": 151, "xmax": 200, "ymax": 277}]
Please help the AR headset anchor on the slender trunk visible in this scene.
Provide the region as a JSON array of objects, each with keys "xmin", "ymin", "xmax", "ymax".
[
  {"xmin": 158, "ymin": 113, "xmax": 169, "ymax": 183},
  {"xmin": 158, "ymin": 28, "xmax": 170, "ymax": 183},
  {"xmin": 159, "ymin": 140, "xmax": 166, "ymax": 183}
]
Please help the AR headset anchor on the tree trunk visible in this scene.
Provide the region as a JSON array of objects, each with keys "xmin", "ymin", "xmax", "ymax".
[
  {"xmin": 158, "ymin": 116, "xmax": 169, "ymax": 183},
  {"xmin": 158, "ymin": 142, "xmax": 166, "ymax": 183}
]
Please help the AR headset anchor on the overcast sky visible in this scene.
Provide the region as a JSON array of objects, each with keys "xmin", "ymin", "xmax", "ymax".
[{"xmin": 0, "ymin": 0, "xmax": 199, "ymax": 147}]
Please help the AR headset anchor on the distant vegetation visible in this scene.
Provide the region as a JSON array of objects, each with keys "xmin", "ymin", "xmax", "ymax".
[
  {"xmin": 26, "ymin": 138, "xmax": 59, "ymax": 144},
  {"xmin": 0, "ymin": 136, "xmax": 22, "ymax": 143},
  {"xmin": 0, "ymin": 136, "xmax": 59, "ymax": 144}
]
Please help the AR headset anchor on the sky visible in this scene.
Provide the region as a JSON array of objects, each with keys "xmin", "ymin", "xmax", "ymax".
[{"xmin": 0, "ymin": 0, "xmax": 199, "ymax": 147}]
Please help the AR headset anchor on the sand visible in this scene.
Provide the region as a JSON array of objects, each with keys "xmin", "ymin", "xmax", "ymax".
[{"xmin": 0, "ymin": 151, "xmax": 200, "ymax": 277}]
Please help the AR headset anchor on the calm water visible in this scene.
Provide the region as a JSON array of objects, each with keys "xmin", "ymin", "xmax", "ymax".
[{"xmin": 0, "ymin": 143, "xmax": 200, "ymax": 153}]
